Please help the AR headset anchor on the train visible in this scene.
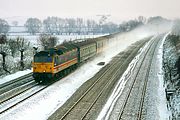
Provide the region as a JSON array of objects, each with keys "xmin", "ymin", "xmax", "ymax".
[{"xmin": 32, "ymin": 35, "xmax": 114, "ymax": 83}]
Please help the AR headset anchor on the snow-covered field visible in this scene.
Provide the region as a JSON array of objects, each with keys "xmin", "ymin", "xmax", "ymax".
[{"xmin": 0, "ymin": 24, "xmax": 172, "ymax": 120}]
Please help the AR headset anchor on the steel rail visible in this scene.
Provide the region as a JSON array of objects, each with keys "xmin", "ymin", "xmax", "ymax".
[
  {"xmin": 59, "ymin": 40, "xmax": 147, "ymax": 120},
  {"xmin": 117, "ymin": 37, "xmax": 159, "ymax": 120}
]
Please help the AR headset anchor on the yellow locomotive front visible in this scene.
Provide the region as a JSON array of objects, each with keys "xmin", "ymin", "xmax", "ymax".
[
  {"xmin": 32, "ymin": 51, "xmax": 54, "ymax": 83},
  {"xmin": 33, "ymin": 62, "xmax": 54, "ymax": 73}
]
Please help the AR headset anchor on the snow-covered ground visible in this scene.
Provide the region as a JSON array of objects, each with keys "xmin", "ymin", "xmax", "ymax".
[
  {"xmin": 97, "ymin": 38, "xmax": 152, "ymax": 120},
  {"xmin": 97, "ymin": 33, "xmax": 170, "ymax": 120},
  {"xmin": 0, "ymin": 69, "xmax": 32, "ymax": 85},
  {"xmin": 0, "ymin": 24, "xmax": 171, "ymax": 120},
  {"xmin": 163, "ymin": 33, "xmax": 180, "ymax": 119},
  {"xmin": 156, "ymin": 33, "xmax": 170, "ymax": 120}
]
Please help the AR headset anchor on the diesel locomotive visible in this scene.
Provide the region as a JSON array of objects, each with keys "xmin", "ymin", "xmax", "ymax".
[{"xmin": 32, "ymin": 36, "xmax": 110, "ymax": 83}]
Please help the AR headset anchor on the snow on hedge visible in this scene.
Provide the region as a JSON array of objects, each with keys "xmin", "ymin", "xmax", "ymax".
[{"xmin": 171, "ymin": 19, "xmax": 180, "ymax": 36}]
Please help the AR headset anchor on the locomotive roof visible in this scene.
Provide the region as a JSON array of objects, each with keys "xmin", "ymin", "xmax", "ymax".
[
  {"xmin": 36, "ymin": 43, "xmax": 77, "ymax": 56},
  {"xmin": 35, "ymin": 51, "xmax": 53, "ymax": 56},
  {"xmin": 53, "ymin": 43, "xmax": 77, "ymax": 55},
  {"xmin": 72, "ymin": 39, "xmax": 96, "ymax": 47}
]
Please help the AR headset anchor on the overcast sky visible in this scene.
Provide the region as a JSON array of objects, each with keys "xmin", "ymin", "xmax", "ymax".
[{"xmin": 0, "ymin": 0, "xmax": 180, "ymax": 22}]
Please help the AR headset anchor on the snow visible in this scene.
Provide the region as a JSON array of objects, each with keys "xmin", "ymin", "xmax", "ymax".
[
  {"xmin": 156, "ymin": 32, "xmax": 170, "ymax": 119},
  {"xmin": 9, "ymin": 26, "xmax": 26, "ymax": 33},
  {"xmin": 97, "ymin": 38, "xmax": 152, "ymax": 120},
  {"xmin": 162, "ymin": 32, "xmax": 180, "ymax": 119},
  {"xmin": 0, "ymin": 24, "xmax": 172, "ymax": 120},
  {"xmin": 0, "ymin": 59, "xmax": 104, "ymax": 120},
  {"xmin": 170, "ymin": 94, "xmax": 180, "ymax": 119},
  {"xmin": 0, "ymin": 69, "xmax": 32, "ymax": 85},
  {"xmin": 97, "ymin": 33, "xmax": 170, "ymax": 120},
  {"xmin": 171, "ymin": 19, "xmax": 180, "ymax": 36}
]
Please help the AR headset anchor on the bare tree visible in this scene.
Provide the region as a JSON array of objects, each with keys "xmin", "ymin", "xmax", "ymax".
[
  {"xmin": 76, "ymin": 18, "xmax": 84, "ymax": 35},
  {"xmin": 48, "ymin": 36, "xmax": 58, "ymax": 48},
  {"xmin": 43, "ymin": 17, "xmax": 62, "ymax": 35},
  {"xmin": 16, "ymin": 37, "xmax": 30, "ymax": 70},
  {"xmin": 66, "ymin": 18, "xmax": 76, "ymax": 35},
  {"xmin": 0, "ymin": 34, "xmax": 10, "ymax": 73},
  {"xmin": 38, "ymin": 34, "xmax": 49, "ymax": 49},
  {"xmin": 56, "ymin": 18, "xmax": 65, "ymax": 35},
  {"xmin": 0, "ymin": 34, "xmax": 7, "ymax": 44},
  {"xmin": 25, "ymin": 18, "xmax": 42, "ymax": 35},
  {"xmin": 171, "ymin": 19, "xmax": 180, "ymax": 36},
  {"xmin": 0, "ymin": 51, "xmax": 10, "ymax": 73},
  {"xmin": 86, "ymin": 19, "xmax": 97, "ymax": 34},
  {"xmin": 8, "ymin": 37, "xmax": 27, "ymax": 57},
  {"xmin": 138, "ymin": 16, "xmax": 146, "ymax": 24},
  {"xmin": 8, "ymin": 39, "xmax": 19, "ymax": 57},
  {"xmin": 38, "ymin": 34, "xmax": 58, "ymax": 50},
  {"xmin": 118, "ymin": 19, "xmax": 143, "ymax": 32},
  {"xmin": 42, "ymin": 17, "xmax": 122, "ymax": 35},
  {"xmin": 12, "ymin": 21, "xmax": 18, "ymax": 26},
  {"xmin": 0, "ymin": 18, "xmax": 10, "ymax": 34},
  {"xmin": 102, "ymin": 22, "xmax": 119, "ymax": 33}
]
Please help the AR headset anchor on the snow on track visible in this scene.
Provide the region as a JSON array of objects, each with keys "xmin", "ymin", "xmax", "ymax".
[
  {"xmin": 97, "ymin": 33, "xmax": 170, "ymax": 120},
  {"xmin": 97, "ymin": 37, "xmax": 152, "ymax": 120},
  {"xmin": 156, "ymin": 33, "xmax": 170, "ymax": 119},
  {"xmin": 0, "ymin": 70, "xmax": 32, "ymax": 85}
]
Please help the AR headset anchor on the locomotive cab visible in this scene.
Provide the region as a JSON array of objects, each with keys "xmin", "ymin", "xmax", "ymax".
[
  {"xmin": 32, "ymin": 44, "xmax": 78, "ymax": 83},
  {"xmin": 32, "ymin": 51, "xmax": 54, "ymax": 83}
]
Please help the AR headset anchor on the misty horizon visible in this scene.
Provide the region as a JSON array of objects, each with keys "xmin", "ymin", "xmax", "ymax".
[{"xmin": 1, "ymin": 0, "xmax": 180, "ymax": 25}]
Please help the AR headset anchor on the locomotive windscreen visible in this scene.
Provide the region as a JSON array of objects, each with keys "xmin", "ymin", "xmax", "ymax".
[
  {"xmin": 34, "ymin": 56, "xmax": 52, "ymax": 63},
  {"xmin": 34, "ymin": 52, "xmax": 53, "ymax": 63}
]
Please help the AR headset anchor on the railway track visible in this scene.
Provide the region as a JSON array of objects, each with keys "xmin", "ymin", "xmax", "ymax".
[
  {"xmin": 0, "ymin": 73, "xmax": 36, "ymax": 105},
  {"xmin": 0, "ymin": 61, "xmax": 80, "ymax": 115},
  {"xmin": 0, "ymin": 72, "xmax": 33, "ymax": 90},
  {"xmin": 59, "ymin": 56, "xmax": 125, "ymax": 119},
  {"xmin": 0, "ymin": 84, "xmax": 47, "ymax": 114},
  {"xmin": 0, "ymin": 36, "xmax": 155, "ymax": 119},
  {"xmin": 0, "ymin": 72, "xmax": 50, "ymax": 115},
  {"xmin": 136, "ymin": 36, "xmax": 161, "ymax": 120},
  {"xmin": 116, "ymin": 36, "xmax": 161, "ymax": 120},
  {"xmin": 48, "ymin": 38, "xmax": 151, "ymax": 120},
  {"xmin": 0, "ymin": 77, "xmax": 34, "ymax": 95},
  {"xmin": 0, "ymin": 80, "xmax": 37, "ymax": 103}
]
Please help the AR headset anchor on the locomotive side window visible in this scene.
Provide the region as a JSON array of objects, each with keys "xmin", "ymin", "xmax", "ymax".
[{"xmin": 54, "ymin": 56, "xmax": 59, "ymax": 65}]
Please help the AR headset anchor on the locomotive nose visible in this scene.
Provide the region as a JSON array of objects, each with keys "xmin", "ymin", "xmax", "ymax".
[{"xmin": 33, "ymin": 63, "xmax": 53, "ymax": 73}]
